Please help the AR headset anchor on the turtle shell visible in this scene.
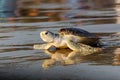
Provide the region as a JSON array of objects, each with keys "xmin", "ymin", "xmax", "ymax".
[
  {"xmin": 59, "ymin": 28, "xmax": 97, "ymax": 38},
  {"xmin": 58, "ymin": 28, "xmax": 100, "ymax": 47}
]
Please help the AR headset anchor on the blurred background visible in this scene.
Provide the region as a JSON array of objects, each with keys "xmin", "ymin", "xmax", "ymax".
[{"xmin": 0, "ymin": 0, "xmax": 120, "ymax": 24}]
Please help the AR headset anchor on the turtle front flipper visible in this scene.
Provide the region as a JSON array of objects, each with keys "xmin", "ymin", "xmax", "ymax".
[
  {"xmin": 33, "ymin": 43, "xmax": 56, "ymax": 50},
  {"xmin": 65, "ymin": 39, "xmax": 102, "ymax": 55}
]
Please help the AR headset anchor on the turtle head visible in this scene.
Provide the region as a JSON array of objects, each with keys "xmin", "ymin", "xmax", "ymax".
[{"xmin": 40, "ymin": 31, "xmax": 56, "ymax": 42}]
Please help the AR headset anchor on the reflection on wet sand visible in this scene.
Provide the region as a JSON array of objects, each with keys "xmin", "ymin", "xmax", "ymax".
[
  {"xmin": 42, "ymin": 47, "xmax": 120, "ymax": 69},
  {"xmin": 113, "ymin": 48, "xmax": 120, "ymax": 65}
]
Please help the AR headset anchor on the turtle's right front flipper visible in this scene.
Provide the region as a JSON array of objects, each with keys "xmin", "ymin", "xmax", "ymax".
[{"xmin": 33, "ymin": 43, "xmax": 55, "ymax": 50}]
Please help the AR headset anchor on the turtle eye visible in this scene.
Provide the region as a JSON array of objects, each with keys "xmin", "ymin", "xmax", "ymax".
[{"xmin": 45, "ymin": 32, "xmax": 48, "ymax": 35}]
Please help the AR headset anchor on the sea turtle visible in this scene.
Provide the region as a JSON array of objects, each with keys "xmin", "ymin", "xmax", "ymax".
[{"xmin": 33, "ymin": 28, "xmax": 101, "ymax": 51}]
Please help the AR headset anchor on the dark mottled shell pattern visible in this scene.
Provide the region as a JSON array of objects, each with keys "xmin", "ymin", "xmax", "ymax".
[{"xmin": 59, "ymin": 28, "xmax": 98, "ymax": 38}]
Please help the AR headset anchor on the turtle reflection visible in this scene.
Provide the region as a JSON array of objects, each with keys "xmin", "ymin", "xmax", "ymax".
[{"xmin": 42, "ymin": 48, "xmax": 114, "ymax": 69}]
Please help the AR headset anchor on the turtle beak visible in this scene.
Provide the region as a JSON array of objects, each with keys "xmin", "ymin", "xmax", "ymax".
[{"xmin": 40, "ymin": 31, "xmax": 48, "ymax": 42}]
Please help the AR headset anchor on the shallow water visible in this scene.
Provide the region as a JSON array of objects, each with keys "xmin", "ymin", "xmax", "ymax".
[{"xmin": 0, "ymin": 0, "xmax": 120, "ymax": 80}]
